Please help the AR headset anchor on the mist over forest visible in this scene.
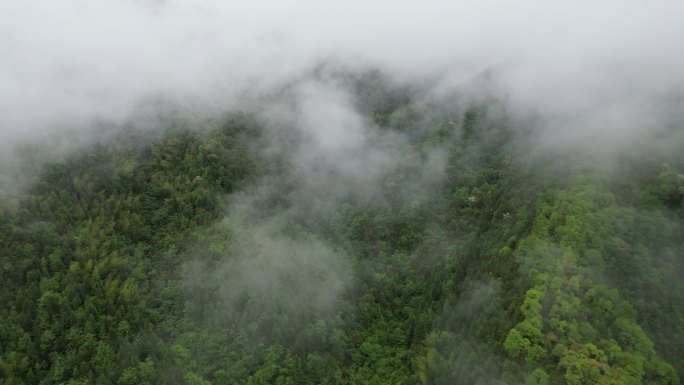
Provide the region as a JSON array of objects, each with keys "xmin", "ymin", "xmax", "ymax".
[{"xmin": 1, "ymin": 1, "xmax": 684, "ymax": 384}]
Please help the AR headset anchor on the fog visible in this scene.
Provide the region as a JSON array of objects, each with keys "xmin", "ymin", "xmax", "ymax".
[{"xmin": 2, "ymin": 0, "xmax": 683, "ymax": 150}]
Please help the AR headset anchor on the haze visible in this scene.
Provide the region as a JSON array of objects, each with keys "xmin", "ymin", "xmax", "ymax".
[{"xmin": 2, "ymin": 0, "xmax": 683, "ymax": 148}]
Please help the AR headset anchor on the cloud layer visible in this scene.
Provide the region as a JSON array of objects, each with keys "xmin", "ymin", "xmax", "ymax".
[{"xmin": 2, "ymin": 0, "xmax": 683, "ymax": 145}]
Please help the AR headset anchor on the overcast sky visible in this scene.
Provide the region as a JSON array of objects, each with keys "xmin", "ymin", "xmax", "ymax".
[{"xmin": 1, "ymin": 0, "xmax": 683, "ymax": 148}]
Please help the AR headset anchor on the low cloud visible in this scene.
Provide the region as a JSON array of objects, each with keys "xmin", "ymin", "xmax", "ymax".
[{"xmin": 2, "ymin": 0, "xmax": 682, "ymax": 153}]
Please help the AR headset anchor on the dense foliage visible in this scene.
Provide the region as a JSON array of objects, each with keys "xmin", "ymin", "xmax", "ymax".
[{"xmin": 1, "ymin": 79, "xmax": 683, "ymax": 384}]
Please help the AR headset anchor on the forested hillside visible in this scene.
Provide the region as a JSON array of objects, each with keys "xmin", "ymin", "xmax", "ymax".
[{"xmin": 1, "ymin": 76, "xmax": 683, "ymax": 385}]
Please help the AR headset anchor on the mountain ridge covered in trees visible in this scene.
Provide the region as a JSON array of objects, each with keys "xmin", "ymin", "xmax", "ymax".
[{"xmin": 1, "ymin": 72, "xmax": 683, "ymax": 385}]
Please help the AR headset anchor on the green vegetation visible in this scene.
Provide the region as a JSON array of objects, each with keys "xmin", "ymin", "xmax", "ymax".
[{"xmin": 1, "ymin": 81, "xmax": 683, "ymax": 384}]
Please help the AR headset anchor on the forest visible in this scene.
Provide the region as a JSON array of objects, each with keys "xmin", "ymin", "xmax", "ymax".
[{"xmin": 1, "ymin": 72, "xmax": 683, "ymax": 385}]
